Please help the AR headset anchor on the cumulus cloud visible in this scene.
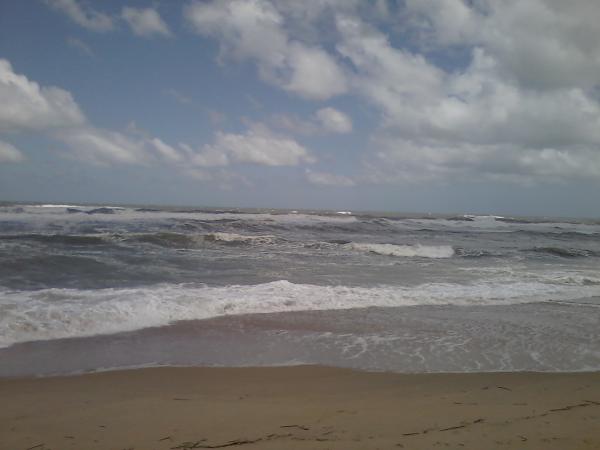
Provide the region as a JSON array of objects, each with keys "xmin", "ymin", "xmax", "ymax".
[
  {"xmin": 44, "ymin": 0, "xmax": 113, "ymax": 32},
  {"xmin": 56, "ymin": 126, "xmax": 204, "ymax": 166},
  {"xmin": 333, "ymin": 11, "xmax": 600, "ymax": 183},
  {"xmin": 315, "ymin": 107, "xmax": 352, "ymax": 133},
  {"xmin": 195, "ymin": 123, "xmax": 315, "ymax": 167},
  {"xmin": 306, "ymin": 169, "xmax": 355, "ymax": 187},
  {"xmin": 405, "ymin": 0, "xmax": 600, "ymax": 91},
  {"xmin": 0, "ymin": 59, "xmax": 192, "ymax": 167},
  {"xmin": 184, "ymin": 0, "xmax": 347, "ymax": 100},
  {"xmin": 368, "ymin": 137, "xmax": 600, "ymax": 184},
  {"xmin": 150, "ymin": 138, "xmax": 183, "ymax": 163},
  {"xmin": 15, "ymin": 1, "xmax": 600, "ymax": 187},
  {"xmin": 57, "ymin": 126, "xmax": 152, "ymax": 165},
  {"xmin": 0, "ymin": 139, "xmax": 24, "ymax": 163},
  {"xmin": 270, "ymin": 114, "xmax": 319, "ymax": 135},
  {"xmin": 0, "ymin": 59, "xmax": 85, "ymax": 132},
  {"xmin": 0, "ymin": 57, "xmax": 318, "ymax": 178},
  {"xmin": 184, "ymin": 0, "xmax": 600, "ymax": 184},
  {"xmin": 336, "ymin": 15, "xmax": 443, "ymax": 128},
  {"xmin": 122, "ymin": 7, "xmax": 171, "ymax": 38}
]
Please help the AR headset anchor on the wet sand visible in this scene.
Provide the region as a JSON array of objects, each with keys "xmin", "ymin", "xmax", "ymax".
[{"xmin": 1, "ymin": 366, "xmax": 599, "ymax": 450}]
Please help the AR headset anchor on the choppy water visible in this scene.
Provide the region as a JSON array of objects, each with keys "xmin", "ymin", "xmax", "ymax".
[{"xmin": 1, "ymin": 202, "xmax": 599, "ymax": 375}]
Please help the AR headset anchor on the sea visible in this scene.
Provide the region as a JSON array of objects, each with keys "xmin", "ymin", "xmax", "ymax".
[{"xmin": 0, "ymin": 202, "xmax": 599, "ymax": 376}]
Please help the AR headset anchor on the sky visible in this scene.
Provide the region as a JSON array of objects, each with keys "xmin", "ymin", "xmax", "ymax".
[{"xmin": 1, "ymin": 0, "xmax": 600, "ymax": 217}]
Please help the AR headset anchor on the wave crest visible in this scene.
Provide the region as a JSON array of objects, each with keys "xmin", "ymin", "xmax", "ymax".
[
  {"xmin": 347, "ymin": 242, "xmax": 455, "ymax": 258},
  {"xmin": 203, "ymin": 232, "xmax": 276, "ymax": 245},
  {"xmin": 2, "ymin": 278, "xmax": 599, "ymax": 348}
]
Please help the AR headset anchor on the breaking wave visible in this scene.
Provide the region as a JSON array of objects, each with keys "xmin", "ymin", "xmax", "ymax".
[
  {"xmin": 203, "ymin": 232, "xmax": 277, "ymax": 245},
  {"xmin": 3, "ymin": 277, "xmax": 599, "ymax": 348},
  {"xmin": 346, "ymin": 242, "xmax": 455, "ymax": 258},
  {"xmin": 0, "ymin": 232, "xmax": 278, "ymax": 248}
]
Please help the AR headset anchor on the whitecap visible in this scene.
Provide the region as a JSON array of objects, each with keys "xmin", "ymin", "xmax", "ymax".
[
  {"xmin": 346, "ymin": 242, "xmax": 455, "ymax": 258},
  {"xmin": 2, "ymin": 278, "xmax": 599, "ymax": 348}
]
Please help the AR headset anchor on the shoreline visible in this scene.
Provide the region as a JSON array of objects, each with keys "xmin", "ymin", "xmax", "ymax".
[
  {"xmin": 3, "ymin": 303, "xmax": 599, "ymax": 377},
  {"xmin": 2, "ymin": 365, "xmax": 599, "ymax": 450},
  {"xmin": 4, "ymin": 361, "xmax": 600, "ymax": 380}
]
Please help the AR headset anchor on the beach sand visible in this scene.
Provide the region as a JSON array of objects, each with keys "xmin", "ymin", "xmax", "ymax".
[{"xmin": 1, "ymin": 366, "xmax": 599, "ymax": 450}]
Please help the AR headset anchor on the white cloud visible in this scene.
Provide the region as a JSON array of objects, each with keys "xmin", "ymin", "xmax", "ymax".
[
  {"xmin": 368, "ymin": 137, "xmax": 600, "ymax": 184},
  {"xmin": 122, "ymin": 7, "xmax": 171, "ymax": 38},
  {"xmin": 0, "ymin": 59, "xmax": 191, "ymax": 167},
  {"xmin": 0, "ymin": 58, "xmax": 316, "ymax": 174},
  {"xmin": 271, "ymin": 114, "xmax": 319, "ymax": 135},
  {"xmin": 404, "ymin": 0, "xmax": 475, "ymax": 46},
  {"xmin": 0, "ymin": 139, "xmax": 24, "ymax": 163},
  {"xmin": 150, "ymin": 138, "xmax": 183, "ymax": 163},
  {"xmin": 195, "ymin": 123, "xmax": 315, "ymax": 167},
  {"xmin": 184, "ymin": 0, "xmax": 347, "ymax": 100},
  {"xmin": 183, "ymin": 1, "xmax": 600, "ymax": 184},
  {"xmin": 19, "ymin": 2, "xmax": 600, "ymax": 186},
  {"xmin": 331, "ymin": 12, "xmax": 600, "ymax": 183},
  {"xmin": 57, "ymin": 127, "xmax": 151, "ymax": 165},
  {"xmin": 57, "ymin": 126, "xmax": 193, "ymax": 166},
  {"xmin": 0, "ymin": 59, "xmax": 85, "ymax": 132},
  {"xmin": 336, "ymin": 15, "xmax": 443, "ymax": 128},
  {"xmin": 405, "ymin": 0, "xmax": 600, "ymax": 91},
  {"xmin": 189, "ymin": 143, "xmax": 230, "ymax": 167},
  {"xmin": 45, "ymin": 0, "xmax": 113, "ymax": 32},
  {"xmin": 283, "ymin": 43, "xmax": 347, "ymax": 99},
  {"xmin": 306, "ymin": 169, "xmax": 355, "ymax": 187},
  {"xmin": 315, "ymin": 107, "xmax": 352, "ymax": 133}
]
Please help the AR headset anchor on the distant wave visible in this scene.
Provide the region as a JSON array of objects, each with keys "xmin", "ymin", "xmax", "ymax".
[
  {"xmin": 0, "ymin": 233, "xmax": 108, "ymax": 246},
  {"xmin": 39, "ymin": 204, "xmax": 84, "ymax": 208},
  {"xmin": 346, "ymin": 242, "xmax": 455, "ymax": 258},
  {"xmin": 2, "ymin": 277, "xmax": 600, "ymax": 348},
  {"xmin": 530, "ymin": 247, "xmax": 599, "ymax": 258},
  {"xmin": 519, "ymin": 230, "xmax": 600, "ymax": 239},
  {"xmin": 0, "ymin": 232, "xmax": 278, "ymax": 248},
  {"xmin": 125, "ymin": 232, "xmax": 201, "ymax": 247},
  {"xmin": 67, "ymin": 207, "xmax": 119, "ymax": 215},
  {"xmin": 127, "ymin": 231, "xmax": 278, "ymax": 247},
  {"xmin": 454, "ymin": 248, "xmax": 497, "ymax": 258},
  {"xmin": 203, "ymin": 232, "xmax": 277, "ymax": 245}
]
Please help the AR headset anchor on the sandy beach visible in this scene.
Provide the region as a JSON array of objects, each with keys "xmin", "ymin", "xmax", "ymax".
[{"xmin": 1, "ymin": 366, "xmax": 599, "ymax": 450}]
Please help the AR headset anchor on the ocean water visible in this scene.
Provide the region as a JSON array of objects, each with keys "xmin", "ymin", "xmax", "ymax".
[{"xmin": 0, "ymin": 202, "xmax": 599, "ymax": 376}]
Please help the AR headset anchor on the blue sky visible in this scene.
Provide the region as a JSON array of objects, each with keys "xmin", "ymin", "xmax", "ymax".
[{"xmin": 1, "ymin": 0, "xmax": 600, "ymax": 217}]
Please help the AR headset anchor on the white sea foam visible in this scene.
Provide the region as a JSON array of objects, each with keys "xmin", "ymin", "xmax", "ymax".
[
  {"xmin": 36, "ymin": 204, "xmax": 85, "ymax": 208},
  {"xmin": 33, "ymin": 204, "xmax": 125, "ymax": 210},
  {"xmin": 347, "ymin": 242, "xmax": 455, "ymax": 258},
  {"xmin": 0, "ymin": 208, "xmax": 359, "ymax": 230},
  {"xmin": 203, "ymin": 232, "xmax": 276, "ymax": 244},
  {"xmin": 1, "ymin": 278, "xmax": 599, "ymax": 348}
]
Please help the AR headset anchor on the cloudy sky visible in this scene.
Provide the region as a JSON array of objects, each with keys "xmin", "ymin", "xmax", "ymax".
[{"xmin": 1, "ymin": 0, "xmax": 600, "ymax": 216}]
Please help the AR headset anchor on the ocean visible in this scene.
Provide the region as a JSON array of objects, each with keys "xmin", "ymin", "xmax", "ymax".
[{"xmin": 0, "ymin": 202, "xmax": 599, "ymax": 376}]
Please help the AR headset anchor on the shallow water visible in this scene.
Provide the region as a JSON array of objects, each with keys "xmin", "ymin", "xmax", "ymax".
[{"xmin": 1, "ymin": 202, "xmax": 599, "ymax": 374}]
